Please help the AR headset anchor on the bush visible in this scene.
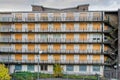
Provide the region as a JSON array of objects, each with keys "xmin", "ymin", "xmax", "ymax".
[{"xmin": 11, "ymin": 71, "xmax": 97, "ymax": 80}]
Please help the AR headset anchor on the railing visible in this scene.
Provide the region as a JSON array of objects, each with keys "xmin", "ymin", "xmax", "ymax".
[
  {"xmin": 0, "ymin": 49, "xmax": 103, "ymax": 54},
  {"xmin": 0, "ymin": 28, "xmax": 111, "ymax": 33},
  {"xmin": 0, "ymin": 59, "xmax": 104, "ymax": 64},
  {"xmin": 0, "ymin": 16, "xmax": 103, "ymax": 22},
  {"xmin": 0, "ymin": 38, "xmax": 104, "ymax": 43}
]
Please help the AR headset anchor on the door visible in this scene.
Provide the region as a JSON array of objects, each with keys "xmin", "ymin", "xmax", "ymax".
[
  {"xmin": 61, "ymin": 23, "xmax": 66, "ymax": 31},
  {"xmin": 74, "ymin": 23, "xmax": 79, "ymax": 31},
  {"xmin": 22, "ymin": 23, "xmax": 27, "ymax": 32},
  {"xmin": 22, "ymin": 45, "xmax": 27, "ymax": 52},
  {"xmin": 22, "ymin": 34, "xmax": 27, "ymax": 42},
  {"xmin": 48, "ymin": 13, "xmax": 53, "ymax": 21},
  {"xmin": 74, "ymin": 12, "xmax": 79, "ymax": 21},
  {"xmin": 61, "ymin": 13, "xmax": 66, "ymax": 21}
]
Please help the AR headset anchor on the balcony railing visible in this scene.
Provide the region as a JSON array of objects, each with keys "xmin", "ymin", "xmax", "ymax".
[
  {"xmin": 0, "ymin": 38, "xmax": 106, "ymax": 43},
  {"xmin": 0, "ymin": 59, "xmax": 104, "ymax": 64},
  {"xmin": 0, "ymin": 28, "xmax": 111, "ymax": 33},
  {"xmin": 0, "ymin": 48, "xmax": 103, "ymax": 54},
  {"xmin": 0, "ymin": 16, "xmax": 103, "ymax": 22}
]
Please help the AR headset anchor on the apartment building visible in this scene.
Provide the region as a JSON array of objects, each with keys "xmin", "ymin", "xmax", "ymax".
[{"xmin": 0, "ymin": 4, "xmax": 119, "ymax": 77}]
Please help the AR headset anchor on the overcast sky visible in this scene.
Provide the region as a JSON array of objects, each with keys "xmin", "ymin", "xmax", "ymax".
[{"xmin": 0, "ymin": 0, "xmax": 119, "ymax": 11}]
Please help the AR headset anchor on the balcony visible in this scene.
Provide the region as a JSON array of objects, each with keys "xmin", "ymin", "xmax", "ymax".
[
  {"xmin": 0, "ymin": 59, "xmax": 105, "ymax": 65},
  {"xmin": 0, "ymin": 48, "xmax": 107, "ymax": 54},
  {"xmin": 0, "ymin": 16, "xmax": 103, "ymax": 23},
  {"xmin": 0, "ymin": 28, "xmax": 111, "ymax": 33},
  {"xmin": 0, "ymin": 38, "xmax": 110, "ymax": 44}
]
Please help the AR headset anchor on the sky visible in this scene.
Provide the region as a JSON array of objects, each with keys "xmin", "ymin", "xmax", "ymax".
[{"xmin": 0, "ymin": 0, "xmax": 119, "ymax": 11}]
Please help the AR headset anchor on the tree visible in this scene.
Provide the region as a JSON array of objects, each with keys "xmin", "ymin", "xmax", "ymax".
[
  {"xmin": 53, "ymin": 64, "xmax": 63, "ymax": 78},
  {"xmin": 0, "ymin": 64, "xmax": 11, "ymax": 80}
]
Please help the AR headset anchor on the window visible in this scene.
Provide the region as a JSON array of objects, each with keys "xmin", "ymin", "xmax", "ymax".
[
  {"xmin": 79, "ymin": 65, "xmax": 87, "ymax": 72},
  {"xmin": 15, "ymin": 65, "xmax": 22, "ymax": 71},
  {"xmin": 27, "ymin": 65, "xmax": 34, "ymax": 71},
  {"xmin": 41, "ymin": 65, "xmax": 48, "ymax": 71},
  {"xmin": 66, "ymin": 65, "xmax": 73, "ymax": 71},
  {"xmin": 53, "ymin": 34, "xmax": 61, "ymax": 39},
  {"xmin": 41, "ymin": 34, "xmax": 47, "ymax": 39},
  {"xmin": 93, "ymin": 66, "xmax": 100, "ymax": 72}
]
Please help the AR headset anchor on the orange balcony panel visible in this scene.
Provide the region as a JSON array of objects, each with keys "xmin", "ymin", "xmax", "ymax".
[
  {"xmin": 66, "ymin": 54, "xmax": 74, "ymax": 61},
  {"xmin": 53, "ymin": 44, "xmax": 61, "ymax": 50},
  {"xmin": 40, "ymin": 23, "xmax": 48, "ymax": 30},
  {"xmin": 79, "ymin": 44, "xmax": 87, "ymax": 50},
  {"xmin": 93, "ymin": 55, "xmax": 100, "ymax": 61},
  {"xmin": 104, "ymin": 45, "xmax": 108, "ymax": 51},
  {"xmin": 15, "ymin": 44, "xmax": 22, "ymax": 51},
  {"xmin": 53, "ymin": 54, "xmax": 61, "ymax": 61},
  {"xmin": 79, "ymin": 23, "xmax": 87, "ymax": 30},
  {"xmin": 66, "ymin": 23, "xmax": 74, "ymax": 30},
  {"xmin": 53, "ymin": 23, "xmax": 61, "ymax": 30},
  {"xmin": 93, "ymin": 23, "xmax": 101, "ymax": 30},
  {"xmin": 40, "ymin": 54, "xmax": 48, "ymax": 61},
  {"xmin": 79, "ymin": 55, "xmax": 87, "ymax": 61},
  {"xmin": 15, "ymin": 23, "xmax": 22, "ymax": 30},
  {"xmin": 40, "ymin": 44, "xmax": 48, "ymax": 51},
  {"xmin": 66, "ymin": 44, "xmax": 74, "ymax": 50},
  {"xmin": 28, "ymin": 34, "xmax": 35, "ymax": 40},
  {"xmin": 28, "ymin": 44, "xmax": 35, "ymax": 51},
  {"xmin": 66, "ymin": 34, "xmax": 74, "ymax": 40},
  {"xmin": 93, "ymin": 44, "xmax": 101, "ymax": 51},
  {"xmin": 15, "ymin": 54, "xmax": 22, "ymax": 60},
  {"xmin": 79, "ymin": 34, "xmax": 87, "ymax": 40},
  {"xmin": 28, "ymin": 23, "xmax": 35, "ymax": 31},
  {"xmin": 28, "ymin": 54, "xmax": 35, "ymax": 61},
  {"xmin": 15, "ymin": 34, "xmax": 22, "ymax": 40},
  {"xmin": 104, "ymin": 25, "xmax": 108, "ymax": 30}
]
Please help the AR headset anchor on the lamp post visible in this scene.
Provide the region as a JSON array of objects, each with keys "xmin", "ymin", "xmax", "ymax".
[{"xmin": 37, "ymin": 51, "xmax": 42, "ymax": 80}]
